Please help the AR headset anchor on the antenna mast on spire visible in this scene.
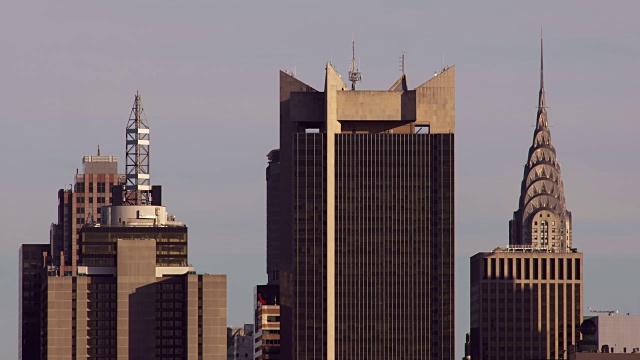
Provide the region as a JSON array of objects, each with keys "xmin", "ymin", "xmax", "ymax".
[
  {"xmin": 125, "ymin": 91, "xmax": 151, "ymax": 205},
  {"xmin": 348, "ymin": 41, "xmax": 362, "ymax": 90},
  {"xmin": 540, "ymin": 30, "xmax": 544, "ymax": 90}
]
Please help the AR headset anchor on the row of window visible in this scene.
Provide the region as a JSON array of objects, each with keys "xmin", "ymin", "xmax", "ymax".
[
  {"xmin": 156, "ymin": 311, "xmax": 184, "ymax": 318},
  {"xmin": 75, "ymin": 182, "xmax": 114, "ymax": 193},
  {"xmin": 88, "ymin": 320, "xmax": 116, "ymax": 328},
  {"xmin": 533, "ymin": 228, "xmax": 559, "ymax": 233},
  {"xmin": 483, "ymin": 257, "xmax": 581, "ymax": 281},
  {"xmin": 88, "ymin": 283, "xmax": 116, "ymax": 291}
]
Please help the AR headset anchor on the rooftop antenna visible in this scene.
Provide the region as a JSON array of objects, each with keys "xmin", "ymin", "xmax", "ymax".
[
  {"xmin": 97, "ymin": 144, "xmax": 101, "ymax": 156},
  {"xmin": 399, "ymin": 52, "xmax": 406, "ymax": 74},
  {"xmin": 284, "ymin": 65, "xmax": 297, "ymax": 78},
  {"xmin": 540, "ymin": 27, "xmax": 544, "ymax": 90},
  {"xmin": 348, "ymin": 41, "xmax": 362, "ymax": 90},
  {"xmin": 588, "ymin": 307, "xmax": 618, "ymax": 316},
  {"xmin": 125, "ymin": 91, "xmax": 151, "ymax": 205}
]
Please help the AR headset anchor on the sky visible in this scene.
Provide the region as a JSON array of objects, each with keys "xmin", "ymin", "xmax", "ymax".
[{"xmin": 2, "ymin": 1, "xmax": 640, "ymax": 358}]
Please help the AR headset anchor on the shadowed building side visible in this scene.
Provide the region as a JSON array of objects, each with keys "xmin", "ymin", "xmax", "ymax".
[{"xmin": 266, "ymin": 149, "xmax": 281, "ymax": 285}]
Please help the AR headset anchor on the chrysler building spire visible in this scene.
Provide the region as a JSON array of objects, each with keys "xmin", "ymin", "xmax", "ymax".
[{"xmin": 509, "ymin": 39, "xmax": 573, "ymax": 251}]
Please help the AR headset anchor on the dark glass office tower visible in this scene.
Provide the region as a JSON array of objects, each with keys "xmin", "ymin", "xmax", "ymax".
[
  {"xmin": 278, "ymin": 64, "xmax": 455, "ymax": 360},
  {"xmin": 19, "ymin": 244, "xmax": 49, "ymax": 360}
]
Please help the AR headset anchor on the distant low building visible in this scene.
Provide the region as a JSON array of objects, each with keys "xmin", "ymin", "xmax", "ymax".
[
  {"xmin": 254, "ymin": 285, "xmax": 280, "ymax": 359},
  {"xmin": 579, "ymin": 315, "xmax": 640, "ymax": 354},
  {"xmin": 233, "ymin": 324, "xmax": 254, "ymax": 359}
]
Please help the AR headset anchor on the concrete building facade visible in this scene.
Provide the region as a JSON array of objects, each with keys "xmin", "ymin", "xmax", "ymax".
[
  {"xmin": 41, "ymin": 204, "xmax": 227, "ymax": 360},
  {"xmin": 470, "ymin": 41, "xmax": 584, "ymax": 360},
  {"xmin": 278, "ymin": 63, "xmax": 455, "ymax": 359}
]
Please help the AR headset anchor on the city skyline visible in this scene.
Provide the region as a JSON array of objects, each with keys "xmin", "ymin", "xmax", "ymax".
[{"xmin": 3, "ymin": 2, "xmax": 640, "ymax": 359}]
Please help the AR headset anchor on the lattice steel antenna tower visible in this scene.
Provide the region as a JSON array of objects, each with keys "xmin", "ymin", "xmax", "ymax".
[
  {"xmin": 348, "ymin": 41, "xmax": 362, "ymax": 90},
  {"xmin": 125, "ymin": 91, "xmax": 151, "ymax": 205}
]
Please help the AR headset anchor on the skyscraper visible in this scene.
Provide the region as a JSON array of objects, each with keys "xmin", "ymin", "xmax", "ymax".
[
  {"xmin": 470, "ymin": 41, "xmax": 583, "ymax": 360},
  {"xmin": 278, "ymin": 62, "xmax": 455, "ymax": 359},
  {"xmin": 509, "ymin": 41, "xmax": 573, "ymax": 252},
  {"xmin": 21, "ymin": 93, "xmax": 228, "ymax": 360},
  {"xmin": 49, "ymin": 152, "xmax": 125, "ymax": 271}
]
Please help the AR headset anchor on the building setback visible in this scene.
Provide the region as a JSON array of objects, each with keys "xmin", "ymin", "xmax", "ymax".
[
  {"xmin": 278, "ymin": 63, "xmax": 455, "ymax": 359},
  {"xmin": 470, "ymin": 40, "xmax": 584, "ymax": 360}
]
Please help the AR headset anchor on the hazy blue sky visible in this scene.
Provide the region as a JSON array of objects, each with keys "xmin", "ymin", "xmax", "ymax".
[{"xmin": 3, "ymin": 1, "xmax": 640, "ymax": 358}]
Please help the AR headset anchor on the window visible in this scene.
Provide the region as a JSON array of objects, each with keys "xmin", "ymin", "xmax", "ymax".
[
  {"xmin": 552, "ymin": 221, "xmax": 556, "ymax": 225},
  {"xmin": 77, "ymin": 207, "xmax": 85, "ymax": 214},
  {"xmin": 491, "ymin": 258, "xmax": 496, "ymax": 279},
  {"xmin": 75, "ymin": 182, "xmax": 85, "ymax": 192},
  {"xmin": 76, "ymin": 197, "xmax": 84, "ymax": 204},
  {"xmin": 89, "ymin": 183, "xmax": 94, "ymax": 193},
  {"xmin": 483, "ymin": 258, "xmax": 488, "ymax": 279},
  {"xmin": 89, "ymin": 197, "xmax": 93, "ymax": 204},
  {"xmin": 97, "ymin": 182, "xmax": 106, "ymax": 193},
  {"xmin": 534, "ymin": 221, "xmax": 538, "ymax": 225}
]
